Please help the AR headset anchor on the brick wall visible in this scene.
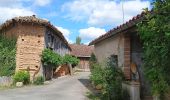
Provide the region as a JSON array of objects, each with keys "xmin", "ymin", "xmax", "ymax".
[
  {"xmin": 124, "ymin": 34, "xmax": 131, "ymax": 80},
  {"xmin": 54, "ymin": 64, "xmax": 70, "ymax": 77}
]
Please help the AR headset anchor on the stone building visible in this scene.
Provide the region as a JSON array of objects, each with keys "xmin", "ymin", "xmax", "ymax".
[
  {"xmin": 0, "ymin": 15, "xmax": 71, "ymax": 80},
  {"xmin": 70, "ymin": 44, "xmax": 94, "ymax": 71},
  {"xmin": 89, "ymin": 12, "xmax": 152, "ymax": 100}
]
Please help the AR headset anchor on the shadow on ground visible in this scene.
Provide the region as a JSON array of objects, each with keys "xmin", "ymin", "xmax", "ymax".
[
  {"xmin": 78, "ymin": 78, "xmax": 101, "ymax": 99},
  {"xmin": 78, "ymin": 79, "xmax": 91, "ymax": 90}
]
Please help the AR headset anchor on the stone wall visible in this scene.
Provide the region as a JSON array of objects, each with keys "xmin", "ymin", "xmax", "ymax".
[
  {"xmin": 122, "ymin": 82, "xmax": 141, "ymax": 100},
  {"xmin": 0, "ymin": 76, "xmax": 12, "ymax": 86}
]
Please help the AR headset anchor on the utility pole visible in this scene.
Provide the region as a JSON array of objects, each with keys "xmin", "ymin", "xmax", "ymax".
[{"xmin": 121, "ymin": 0, "xmax": 125, "ymax": 23}]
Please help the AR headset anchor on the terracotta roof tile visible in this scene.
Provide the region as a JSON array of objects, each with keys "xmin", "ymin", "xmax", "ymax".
[
  {"xmin": 70, "ymin": 44, "xmax": 94, "ymax": 57},
  {"xmin": 89, "ymin": 11, "xmax": 148, "ymax": 45}
]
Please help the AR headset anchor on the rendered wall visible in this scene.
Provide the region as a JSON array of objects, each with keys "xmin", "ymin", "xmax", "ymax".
[{"xmin": 94, "ymin": 34, "xmax": 124, "ymax": 67}]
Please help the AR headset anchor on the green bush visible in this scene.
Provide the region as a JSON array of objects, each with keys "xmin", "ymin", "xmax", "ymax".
[
  {"xmin": 0, "ymin": 34, "xmax": 16, "ymax": 76},
  {"xmin": 89, "ymin": 55, "xmax": 126, "ymax": 100},
  {"xmin": 62, "ymin": 54, "xmax": 79, "ymax": 66},
  {"xmin": 33, "ymin": 76, "xmax": 44, "ymax": 85},
  {"xmin": 41, "ymin": 49, "xmax": 62, "ymax": 67},
  {"xmin": 90, "ymin": 63, "xmax": 104, "ymax": 86},
  {"xmin": 13, "ymin": 71, "xmax": 30, "ymax": 85}
]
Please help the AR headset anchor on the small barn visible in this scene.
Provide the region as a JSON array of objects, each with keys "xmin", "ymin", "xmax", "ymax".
[
  {"xmin": 0, "ymin": 15, "xmax": 71, "ymax": 80},
  {"xmin": 70, "ymin": 44, "xmax": 94, "ymax": 71}
]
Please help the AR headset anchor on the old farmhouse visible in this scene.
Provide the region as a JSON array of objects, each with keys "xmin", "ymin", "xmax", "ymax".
[
  {"xmin": 0, "ymin": 15, "xmax": 71, "ymax": 80},
  {"xmin": 70, "ymin": 44, "xmax": 94, "ymax": 71},
  {"xmin": 89, "ymin": 12, "xmax": 152, "ymax": 100}
]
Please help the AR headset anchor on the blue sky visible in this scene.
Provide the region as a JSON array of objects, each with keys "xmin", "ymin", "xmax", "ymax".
[{"xmin": 0, "ymin": 0, "xmax": 152, "ymax": 44}]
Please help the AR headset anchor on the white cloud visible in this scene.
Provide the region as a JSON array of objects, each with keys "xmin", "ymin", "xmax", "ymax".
[
  {"xmin": 56, "ymin": 26, "xmax": 73, "ymax": 43},
  {"xmin": 84, "ymin": 42, "xmax": 90, "ymax": 45},
  {"xmin": 0, "ymin": 0, "xmax": 35, "ymax": 23},
  {"xmin": 66, "ymin": 38, "xmax": 73, "ymax": 44},
  {"xmin": 56, "ymin": 26, "xmax": 70, "ymax": 38},
  {"xmin": 0, "ymin": 7, "xmax": 34, "ymax": 23},
  {"xmin": 62, "ymin": 0, "xmax": 150, "ymax": 27},
  {"xmin": 0, "ymin": 0, "xmax": 52, "ymax": 23},
  {"xmin": 79, "ymin": 27, "xmax": 106, "ymax": 41},
  {"xmin": 34, "ymin": 0, "xmax": 52, "ymax": 6}
]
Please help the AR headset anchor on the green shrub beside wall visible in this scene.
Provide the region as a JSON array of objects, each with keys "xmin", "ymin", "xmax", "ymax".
[
  {"xmin": 13, "ymin": 71, "xmax": 30, "ymax": 85},
  {"xmin": 89, "ymin": 55, "xmax": 128, "ymax": 100},
  {"xmin": 90, "ymin": 63, "xmax": 104, "ymax": 86},
  {"xmin": 33, "ymin": 76, "xmax": 45, "ymax": 85},
  {"xmin": 138, "ymin": 0, "xmax": 170, "ymax": 98},
  {"xmin": 0, "ymin": 34, "xmax": 16, "ymax": 76}
]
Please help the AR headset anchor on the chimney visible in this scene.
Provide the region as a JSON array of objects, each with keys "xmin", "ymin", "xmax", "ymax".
[{"xmin": 32, "ymin": 15, "xmax": 36, "ymax": 17}]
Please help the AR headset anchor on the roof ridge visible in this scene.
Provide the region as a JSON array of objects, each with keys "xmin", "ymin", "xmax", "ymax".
[{"xmin": 0, "ymin": 15, "xmax": 71, "ymax": 50}]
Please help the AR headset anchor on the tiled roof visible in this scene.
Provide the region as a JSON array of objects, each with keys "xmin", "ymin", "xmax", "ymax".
[
  {"xmin": 89, "ymin": 11, "xmax": 147, "ymax": 45},
  {"xmin": 0, "ymin": 15, "xmax": 71, "ymax": 50},
  {"xmin": 70, "ymin": 44, "xmax": 94, "ymax": 57}
]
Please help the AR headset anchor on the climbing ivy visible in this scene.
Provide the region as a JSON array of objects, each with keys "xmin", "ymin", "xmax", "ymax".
[
  {"xmin": 41, "ymin": 49, "xmax": 62, "ymax": 67},
  {"xmin": 138, "ymin": 0, "xmax": 170, "ymax": 97},
  {"xmin": 62, "ymin": 54, "xmax": 79, "ymax": 66},
  {"xmin": 0, "ymin": 34, "xmax": 16, "ymax": 76},
  {"xmin": 41, "ymin": 49, "xmax": 79, "ymax": 67}
]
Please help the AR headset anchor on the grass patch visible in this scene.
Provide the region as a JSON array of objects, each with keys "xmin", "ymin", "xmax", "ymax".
[
  {"xmin": 0, "ymin": 85, "xmax": 16, "ymax": 90},
  {"xmin": 86, "ymin": 91, "xmax": 100, "ymax": 100}
]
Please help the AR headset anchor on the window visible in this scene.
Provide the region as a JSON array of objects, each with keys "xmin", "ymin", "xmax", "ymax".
[
  {"xmin": 109, "ymin": 54, "xmax": 118, "ymax": 67},
  {"xmin": 47, "ymin": 33, "xmax": 54, "ymax": 48}
]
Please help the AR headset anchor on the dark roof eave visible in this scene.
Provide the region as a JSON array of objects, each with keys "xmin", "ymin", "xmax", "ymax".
[{"xmin": 47, "ymin": 25, "xmax": 72, "ymax": 50}]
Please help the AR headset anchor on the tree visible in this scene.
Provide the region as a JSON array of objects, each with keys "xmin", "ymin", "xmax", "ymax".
[
  {"xmin": 138, "ymin": 0, "xmax": 170, "ymax": 99},
  {"xmin": 89, "ymin": 53, "xmax": 97, "ymax": 69},
  {"xmin": 76, "ymin": 36, "xmax": 81, "ymax": 44},
  {"xmin": 90, "ymin": 53, "xmax": 97, "ymax": 63}
]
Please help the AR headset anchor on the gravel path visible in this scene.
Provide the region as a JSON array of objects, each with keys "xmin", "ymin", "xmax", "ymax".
[{"xmin": 0, "ymin": 72, "xmax": 90, "ymax": 100}]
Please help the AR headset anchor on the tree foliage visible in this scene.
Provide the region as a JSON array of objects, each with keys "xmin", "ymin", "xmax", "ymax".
[
  {"xmin": 89, "ymin": 53, "xmax": 97, "ymax": 69},
  {"xmin": 76, "ymin": 36, "xmax": 81, "ymax": 44},
  {"xmin": 138, "ymin": 0, "xmax": 170, "ymax": 97},
  {"xmin": 0, "ymin": 34, "xmax": 16, "ymax": 76},
  {"xmin": 89, "ymin": 53, "xmax": 97, "ymax": 63}
]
